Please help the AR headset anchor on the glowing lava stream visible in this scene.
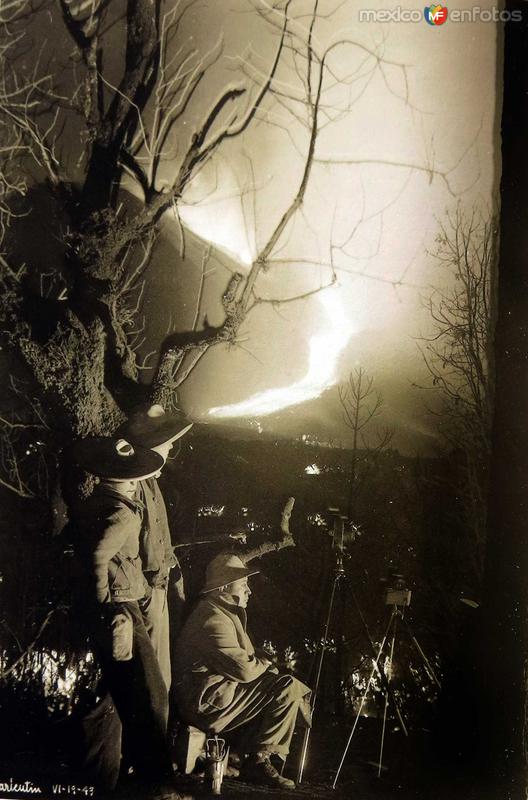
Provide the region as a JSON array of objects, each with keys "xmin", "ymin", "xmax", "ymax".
[{"xmin": 208, "ymin": 288, "xmax": 354, "ymax": 418}]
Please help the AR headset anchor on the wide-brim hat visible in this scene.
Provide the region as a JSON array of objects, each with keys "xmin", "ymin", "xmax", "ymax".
[
  {"xmin": 201, "ymin": 554, "xmax": 259, "ymax": 594},
  {"xmin": 71, "ymin": 437, "xmax": 164, "ymax": 480},
  {"xmin": 120, "ymin": 404, "xmax": 193, "ymax": 449}
]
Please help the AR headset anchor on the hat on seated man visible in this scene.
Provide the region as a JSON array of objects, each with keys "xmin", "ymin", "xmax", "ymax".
[{"xmin": 174, "ymin": 553, "xmax": 311, "ymax": 791}]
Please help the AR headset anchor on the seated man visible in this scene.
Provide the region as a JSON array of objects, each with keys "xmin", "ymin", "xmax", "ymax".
[{"xmin": 174, "ymin": 554, "xmax": 311, "ymax": 790}]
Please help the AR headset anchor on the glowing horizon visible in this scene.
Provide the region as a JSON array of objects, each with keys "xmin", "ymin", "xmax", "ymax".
[
  {"xmin": 175, "ymin": 193, "xmax": 357, "ymax": 419},
  {"xmin": 208, "ymin": 287, "xmax": 355, "ymax": 418}
]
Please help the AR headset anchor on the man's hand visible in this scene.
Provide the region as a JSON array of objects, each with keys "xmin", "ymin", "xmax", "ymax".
[{"xmin": 259, "ymin": 656, "xmax": 279, "ymax": 674}]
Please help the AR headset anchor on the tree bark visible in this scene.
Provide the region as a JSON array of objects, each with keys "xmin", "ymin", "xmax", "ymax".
[{"xmin": 239, "ymin": 498, "xmax": 296, "ymax": 563}]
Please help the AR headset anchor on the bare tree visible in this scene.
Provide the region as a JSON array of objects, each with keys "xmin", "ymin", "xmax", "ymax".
[
  {"xmin": 418, "ymin": 206, "xmax": 496, "ymax": 585},
  {"xmin": 337, "ymin": 366, "xmax": 393, "ymax": 519},
  {"xmin": 0, "ymin": 0, "xmax": 474, "ymax": 675},
  {"xmin": 0, "ymin": 0, "xmax": 424, "ymax": 500}
]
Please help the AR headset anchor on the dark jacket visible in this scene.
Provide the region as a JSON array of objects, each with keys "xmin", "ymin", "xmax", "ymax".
[
  {"xmin": 174, "ymin": 596, "xmax": 269, "ymax": 717},
  {"xmin": 137, "ymin": 477, "xmax": 179, "ymax": 589},
  {"xmin": 73, "ymin": 483, "xmax": 149, "ymax": 604}
]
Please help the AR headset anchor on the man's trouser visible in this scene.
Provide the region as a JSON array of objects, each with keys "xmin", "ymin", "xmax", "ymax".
[
  {"xmin": 81, "ymin": 600, "xmax": 173, "ymax": 790},
  {"xmin": 141, "ymin": 586, "xmax": 171, "ymax": 692},
  {"xmin": 77, "ymin": 690, "xmax": 122, "ymax": 791},
  {"xmin": 180, "ymin": 672, "xmax": 311, "ymax": 757}
]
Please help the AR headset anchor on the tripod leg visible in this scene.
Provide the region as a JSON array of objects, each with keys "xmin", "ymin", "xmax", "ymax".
[
  {"xmin": 371, "ymin": 658, "xmax": 408, "ymax": 738},
  {"xmin": 297, "ymin": 572, "xmax": 342, "ymax": 785},
  {"xmin": 378, "ymin": 693, "xmax": 390, "ymax": 778},
  {"xmin": 377, "ymin": 614, "xmax": 398, "ymax": 778},
  {"xmin": 350, "ymin": 587, "xmax": 408, "ymax": 737},
  {"xmin": 297, "ymin": 727, "xmax": 311, "ymax": 785},
  {"xmin": 402, "ymin": 620, "xmax": 441, "ymax": 688},
  {"xmin": 332, "ymin": 610, "xmax": 396, "ymax": 790}
]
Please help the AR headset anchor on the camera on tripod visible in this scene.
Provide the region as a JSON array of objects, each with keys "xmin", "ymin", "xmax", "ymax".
[
  {"xmin": 325, "ymin": 507, "xmax": 362, "ymax": 550},
  {"xmin": 385, "ymin": 574, "xmax": 412, "ymax": 607}
]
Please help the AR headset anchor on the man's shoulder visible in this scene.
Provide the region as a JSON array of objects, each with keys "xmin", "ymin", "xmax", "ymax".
[
  {"xmin": 187, "ymin": 597, "xmax": 235, "ymax": 628},
  {"xmin": 192, "ymin": 596, "xmax": 223, "ymax": 616},
  {"xmin": 141, "ymin": 476, "xmax": 159, "ymax": 490},
  {"xmin": 141, "ymin": 476, "xmax": 163, "ymax": 496},
  {"xmin": 176, "ymin": 598, "xmax": 242, "ymax": 658},
  {"xmin": 81, "ymin": 489, "xmax": 140, "ymax": 523},
  {"xmin": 140, "ymin": 477, "xmax": 166, "ymax": 510}
]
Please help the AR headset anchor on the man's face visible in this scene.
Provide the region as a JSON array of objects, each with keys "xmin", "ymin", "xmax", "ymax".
[
  {"xmin": 227, "ymin": 577, "xmax": 251, "ymax": 608},
  {"xmin": 108, "ymin": 479, "xmax": 138, "ymax": 498}
]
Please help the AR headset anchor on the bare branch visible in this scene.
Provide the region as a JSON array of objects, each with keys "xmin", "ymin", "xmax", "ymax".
[
  {"xmin": 337, "ymin": 367, "xmax": 393, "ymax": 517},
  {"xmin": 240, "ymin": 497, "xmax": 296, "ymax": 562},
  {"xmin": 0, "ymin": 607, "xmax": 61, "ymax": 679},
  {"xmin": 417, "ymin": 205, "xmax": 496, "ymax": 583}
]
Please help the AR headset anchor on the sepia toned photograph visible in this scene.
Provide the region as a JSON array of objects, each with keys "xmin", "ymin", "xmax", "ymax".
[{"xmin": 0, "ymin": 1, "xmax": 524, "ymax": 799}]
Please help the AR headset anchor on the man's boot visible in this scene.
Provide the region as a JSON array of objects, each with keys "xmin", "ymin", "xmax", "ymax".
[{"xmin": 239, "ymin": 753, "xmax": 296, "ymax": 790}]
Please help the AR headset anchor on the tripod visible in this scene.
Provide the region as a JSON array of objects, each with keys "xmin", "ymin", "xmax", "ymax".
[
  {"xmin": 297, "ymin": 514, "xmax": 405, "ymax": 785},
  {"xmin": 296, "ymin": 512, "xmax": 347, "ymax": 784},
  {"xmin": 332, "ymin": 590, "xmax": 440, "ymax": 790}
]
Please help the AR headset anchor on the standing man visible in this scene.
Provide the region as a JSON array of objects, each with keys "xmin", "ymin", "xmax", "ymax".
[
  {"xmin": 70, "ymin": 437, "xmax": 186, "ymax": 799},
  {"xmin": 120, "ymin": 404, "xmax": 193, "ymax": 692}
]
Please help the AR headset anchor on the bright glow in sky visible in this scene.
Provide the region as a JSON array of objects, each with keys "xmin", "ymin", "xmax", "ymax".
[
  {"xmin": 163, "ymin": 0, "xmax": 497, "ymax": 450},
  {"xmin": 208, "ymin": 287, "xmax": 354, "ymax": 417},
  {"xmin": 181, "ymin": 205, "xmax": 254, "ymax": 265}
]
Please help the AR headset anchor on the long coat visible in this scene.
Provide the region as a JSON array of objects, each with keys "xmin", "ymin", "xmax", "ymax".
[
  {"xmin": 174, "ymin": 596, "xmax": 271, "ymax": 718},
  {"xmin": 73, "ymin": 483, "xmax": 148, "ymax": 604}
]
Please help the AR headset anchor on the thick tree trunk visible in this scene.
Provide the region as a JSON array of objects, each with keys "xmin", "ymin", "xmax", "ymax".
[
  {"xmin": 18, "ymin": 317, "xmax": 124, "ymax": 437},
  {"xmin": 478, "ymin": 7, "xmax": 528, "ymax": 798}
]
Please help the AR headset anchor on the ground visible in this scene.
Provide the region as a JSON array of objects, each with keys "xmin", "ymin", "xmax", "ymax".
[
  {"xmin": 162, "ymin": 717, "xmax": 447, "ymax": 800},
  {"xmin": 0, "ymin": 707, "xmax": 477, "ymax": 800}
]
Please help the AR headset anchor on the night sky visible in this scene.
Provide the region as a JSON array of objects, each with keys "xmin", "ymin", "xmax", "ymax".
[
  {"xmin": 141, "ymin": 1, "xmax": 499, "ymax": 452},
  {"xmin": 27, "ymin": 0, "xmax": 500, "ymax": 453}
]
